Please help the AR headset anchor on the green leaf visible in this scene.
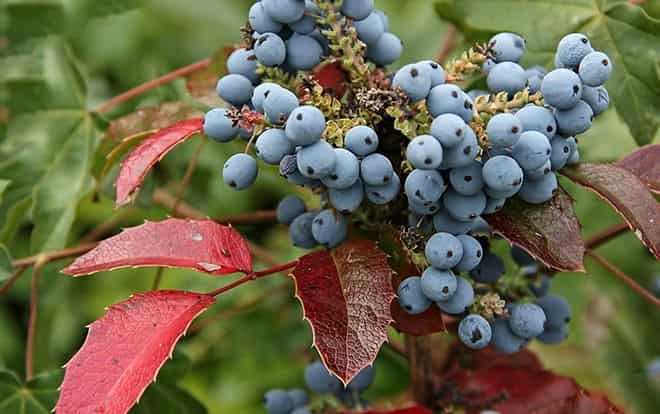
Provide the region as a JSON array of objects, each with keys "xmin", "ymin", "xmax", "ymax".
[
  {"xmin": 72, "ymin": 0, "xmax": 144, "ymax": 20},
  {"xmin": 0, "ymin": 245, "xmax": 13, "ymax": 283},
  {"xmin": 5, "ymin": 0, "xmax": 67, "ymax": 45},
  {"xmin": 129, "ymin": 382, "xmax": 208, "ymax": 414},
  {"xmin": 435, "ymin": 0, "xmax": 660, "ymax": 145},
  {"xmin": 0, "ymin": 369, "xmax": 62, "ymax": 413},
  {"xmin": 0, "ymin": 38, "xmax": 97, "ymax": 252}
]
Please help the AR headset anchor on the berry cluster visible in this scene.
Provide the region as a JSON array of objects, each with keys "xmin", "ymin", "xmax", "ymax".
[
  {"xmin": 264, "ymin": 361, "xmax": 374, "ymax": 413},
  {"xmin": 202, "ymin": 1, "xmax": 611, "ymax": 355}
]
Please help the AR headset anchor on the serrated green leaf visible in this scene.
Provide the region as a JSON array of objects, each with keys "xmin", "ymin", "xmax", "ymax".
[
  {"xmin": 0, "ymin": 38, "xmax": 97, "ymax": 252},
  {"xmin": 0, "ymin": 369, "xmax": 62, "ymax": 413},
  {"xmin": 435, "ymin": 0, "xmax": 660, "ymax": 145},
  {"xmin": 5, "ymin": 0, "xmax": 67, "ymax": 45}
]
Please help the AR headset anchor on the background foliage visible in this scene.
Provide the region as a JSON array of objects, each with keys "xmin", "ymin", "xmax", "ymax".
[{"xmin": 0, "ymin": 0, "xmax": 658, "ymax": 413}]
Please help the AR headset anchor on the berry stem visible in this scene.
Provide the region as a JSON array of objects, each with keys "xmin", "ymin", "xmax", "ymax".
[
  {"xmin": 586, "ymin": 250, "xmax": 660, "ymax": 307},
  {"xmin": 206, "ymin": 260, "xmax": 300, "ymax": 297},
  {"xmin": 436, "ymin": 25, "xmax": 458, "ymax": 64},
  {"xmin": 95, "ymin": 58, "xmax": 211, "ymax": 113}
]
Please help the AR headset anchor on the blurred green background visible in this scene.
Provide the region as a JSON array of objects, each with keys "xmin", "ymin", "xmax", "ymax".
[{"xmin": 1, "ymin": 0, "xmax": 659, "ymax": 413}]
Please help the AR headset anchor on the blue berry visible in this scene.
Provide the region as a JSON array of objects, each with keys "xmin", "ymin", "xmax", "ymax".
[
  {"xmin": 555, "ymin": 100, "xmax": 593, "ymax": 136},
  {"xmin": 421, "ymin": 267, "xmax": 458, "ymax": 301},
  {"xmin": 484, "ymin": 196, "xmax": 506, "ymax": 214},
  {"xmin": 581, "ymin": 86, "xmax": 609, "ymax": 116},
  {"xmin": 347, "ymin": 366, "xmax": 375, "ymax": 392},
  {"xmin": 341, "ymin": 0, "xmax": 373, "ymax": 20},
  {"xmin": 345, "ymin": 125, "xmax": 378, "ymax": 156},
  {"xmin": 518, "ymin": 171, "xmax": 557, "ymax": 204},
  {"xmin": 550, "ymin": 135, "xmax": 574, "ymax": 171},
  {"xmin": 418, "ymin": 60, "xmax": 446, "ymax": 87},
  {"xmin": 373, "ymin": 9, "xmax": 388, "ymax": 31},
  {"xmin": 393, "ymin": 63, "xmax": 432, "ymax": 102},
  {"xmin": 322, "ymin": 149, "xmax": 360, "ymax": 189},
  {"xmin": 204, "ymin": 108, "xmax": 238, "ymax": 142},
  {"xmin": 291, "ymin": 408, "xmax": 311, "ymax": 414},
  {"xmin": 557, "ymin": 33, "xmax": 593, "ymax": 68},
  {"xmin": 406, "ymin": 135, "xmax": 444, "ymax": 169},
  {"xmin": 263, "ymin": 0, "xmax": 306, "ymax": 24},
  {"xmin": 365, "ymin": 173, "xmax": 400, "ymax": 205},
  {"xmin": 537, "ymin": 325, "xmax": 568, "ymax": 345},
  {"xmin": 329, "ymin": 179, "xmax": 364, "ymax": 213},
  {"xmin": 437, "ymin": 276, "xmax": 474, "ymax": 314},
  {"xmin": 440, "ymin": 127, "xmax": 479, "ymax": 169},
  {"xmin": 255, "ymin": 33, "xmax": 287, "ymax": 67},
  {"xmin": 264, "ymin": 389, "xmax": 293, "ymax": 414},
  {"xmin": 216, "ymin": 74, "xmax": 254, "ymax": 106},
  {"xmin": 312, "ymin": 209, "xmax": 348, "ymax": 248},
  {"xmin": 285, "ymin": 105, "xmax": 327, "ymax": 146},
  {"xmin": 430, "ymin": 113, "xmax": 468, "ymax": 148},
  {"xmin": 487, "ymin": 62, "xmax": 527, "ymax": 96},
  {"xmin": 509, "ymin": 303, "xmax": 546, "ymax": 338},
  {"xmin": 482, "ymin": 58, "xmax": 496, "ymax": 75},
  {"xmin": 425, "ymin": 232, "xmax": 464, "ymax": 270},
  {"xmin": 264, "ymin": 86, "xmax": 299, "ymax": 124},
  {"xmin": 354, "ymin": 11, "xmax": 385, "ymax": 45},
  {"xmin": 541, "ymin": 69, "xmax": 583, "ymax": 110},
  {"xmin": 304, "ymin": 361, "xmax": 342, "ymax": 394},
  {"xmin": 290, "ymin": 211, "xmax": 318, "ymax": 249},
  {"xmin": 252, "ymin": 82, "xmax": 282, "ymax": 113},
  {"xmin": 297, "ymin": 140, "xmax": 337, "ymax": 178},
  {"xmin": 458, "ymin": 314, "xmax": 492, "ymax": 349},
  {"xmin": 567, "ymin": 147, "xmax": 580, "ymax": 165},
  {"xmin": 511, "ymin": 245, "xmax": 536, "ymax": 267},
  {"xmin": 407, "ymin": 197, "xmax": 440, "ymax": 216},
  {"xmin": 276, "ymin": 195, "xmax": 306, "ymax": 224},
  {"xmin": 256, "ymin": 128, "xmax": 295, "ymax": 165},
  {"xmin": 449, "ymin": 161, "xmax": 484, "ymax": 196},
  {"xmin": 491, "ymin": 318, "xmax": 527, "ymax": 354},
  {"xmin": 223, "ymin": 154, "xmax": 258, "ymax": 190},
  {"xmin": 487, "ymin": 113, "xmax": 522, "ymax": 148},
  {"xmin": 288, "ymin": 389, "xmax": 309, "ymax": 408},
  {"xmin": 536, "ymin": 295, "xmax": 571, "ymax": 330},
  {"xmin": 443, "ymin": 189, "xmax": 487, "ymax": 222},
  {"xmin": 286, "ymin": 34, "xmax": 323, "ymax": 70},
  {"xmin": 432, "ymin": 209, "xmax": 474, "ymax": 235},
  {"xmin": 469, "ymin": 252, "xmax": 505, "ymax": 284},
  {"xmin": 405, "ymin": 169, "xmax": 446, "ymax": 206},
  {"xmin": 525, "ymin": 66, "xmax": 546, "ymax": 94},
  {"xmin": 470, "ymin": 216, "xmax": 490, "ymax": 234},
  {"xmin": 249, "ymin": 2, "xmax": 283, "ymax": 33},
  {"xmin": 226, "ymin": 48, "xmax": 259, "ymax": 83},
  {"xmin": 361, "ymin": 153, "xmax": 393, "ymax": 186},
  {"xmin": 524, "ymin": 159, "xmax": 551, "ymax": 181},
  {"xmin": 427, "ymin": 84, "xmax": 474, "ymax": 122},
  {"xmin": 511, "ymin": 131, "xmax": 551, "ymax": 170},
  {"xmin": 467, "ymin": 89, "xmax": 489, "ymax": 101},
  {"xmin": 488, "ymin": 32, "xmax": 526, "ymax": 63},
  {"xmin": 530, "ymin": 274, "xmax": 550, "ymax": 298},
  {"xmin": 482, "ymin": 155, "xmax": 523, "ymax": 193},
  {"xmin": 515, "ymin": 105, "xmax": 557, "ymax": 139},
  {"xmin": 455, "ymin": 235, "xmax": 483, "ymax": 272},
  {"xmin": 290, "ymin": 14, "xmax": 316, "ymax": 35},
  {"xmin": 366, "ymin": 32, "xmax": 402, "ymax": 66},
  {"xmin": 398, "ymin": 276, "xmax": 432, "ymax": 315}
]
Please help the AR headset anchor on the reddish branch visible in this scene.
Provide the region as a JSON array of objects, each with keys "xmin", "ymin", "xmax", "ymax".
[
  {"xmin": 172, "ymin": 136, "xmax": 207, "ymax": 216},
  {"xmin": 0, "ymin": 267, "xmax": 27, "ymax": 296},
  {"xmin": 26, "ymin": 260, "xmax": 46, "ymax": 381},
  {"xmin": 585, "ymin": 222, "xmax": 630, "ymax": 249},
  {"xmin": 96, "ymin": 58, "xmax": 211, "ymax": 113},
  {"xmin": 437, "ymin": 25, "xmax": 458, "ymax": 64},
  {"xmin": 587, "ymin": 250, "xmax": 660, "ymax": 307},
  {"xmin": 207, "ymin": 260, "xmax": 299, "ymax": 297}
]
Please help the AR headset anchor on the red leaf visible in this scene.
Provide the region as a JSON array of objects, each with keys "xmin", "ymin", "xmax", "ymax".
[
  {"xmin": 485, "ymin": 189, "xmax": 585, "ymax": 272},
  {"xmin": 186, "ymin": 46, "xmax": 233, "ymax": 107},
  {"xmin": 115, "ymin": 118, "xmax": 203, "ymax": 207},
  {"xmin": 342, "ymin": 406, "xmax": 433, "ymax": 414},
  {"xmin": 451, "ymin": 366, "xmax": 622, "ymax": 414},
  {"xmin": 63, "ymin": 218, "xmax": 252, "ymax": 276},
  {"xmin": 562, "ymin": 163, "xmax": 660, "ymax": 259},
  {"xmin": 56, "ymin": 290, "xmax": 215, "ymax": 414},
  {"xmin": 616, "ymin": 144, "xmax": 660, "ymax": 194},
  {"xmin": 391, "ymin": 274, "xmax": 449, "ymax": 336},
  {"xmin": 291, "ymin": 241, "xmax": 395, "ymax": 384},
  {"xmin": 312, "ymin": 62, "xmax": 348, "ymax": 97}
]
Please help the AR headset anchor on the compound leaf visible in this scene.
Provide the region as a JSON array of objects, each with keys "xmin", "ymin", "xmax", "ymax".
[{"xmin": 615, "ymin": 144, "xmax": 660, "ymax": 194}]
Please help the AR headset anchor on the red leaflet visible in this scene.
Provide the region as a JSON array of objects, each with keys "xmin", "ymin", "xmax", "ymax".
[
  {"xmin": 450, "ymin": 366, "xmax": 622, "ymax": 414},
  {"xmin": 115, "ymin": 118, "xmax": 204, "ymax": 207},
  {"xmin": 63, "ymin": 218, "xmax": 252, "ymax": 276},
  {"xmin": 291, "ymin": 241, "xmax": 395, "ymax": 384},
  {"xmin": 56, "ymin": 290, "xmax": 215, "ymax": 414},
  {"xmin": 486, "ymin": 189, "xmax": 585, "ymax": 272},
  {"xmin": 562, "ymin": 163, "xmax": 660, "ymax": 259},
  {"xmin": 342, "ymin": 406, "xmax": 432, "ymax": 414},
  {"xmin": 312, "ymin": 62, "xmax": 348, "ymax": 97},
  {"xmin": 616, "ymin": 144, "xmax": 660, "ymax": 194}
]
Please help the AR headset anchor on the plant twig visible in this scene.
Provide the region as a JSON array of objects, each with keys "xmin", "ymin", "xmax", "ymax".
[
  {"xmin": 173, "ymin": 136, "xmax": 207, "ymax": 216},
  {"xmin": 207, "ymin": 260, "xmax": 299, "ymax": 297},
  {"xmin": 385, "ymin": 333, "xmax": 406, "ymax": 358},
  {"xmin": 80, "ymin": 210, "xmax": 133, "ymax": 243},
  {"xmin": 96, "ymin": 58, "xmax": 211, "ymax": 113},
  {"xmin": 26, "ymin": 259, "xmax": 46, "ymax": 381},
  {"xmin": 12, "ymin": 243, "xmax": 99, "ymax": 268},
  {"xmin": 586, "ymin": 250, "xmax": 660, "ymax": 307},
  {"xmin": 585, "ymin": 222, "xmax": 629, "ymax": 249},
  {"xmin": 0, "ymin": 267, "xmax": 27, "ymax": 296},
  {"xmin": 151, "ymin": 268, "xmax": 165, "ymax": 291},
  {"xmin": 436, "ymin": 25, "xmax": 458, "ymax": 64}
]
